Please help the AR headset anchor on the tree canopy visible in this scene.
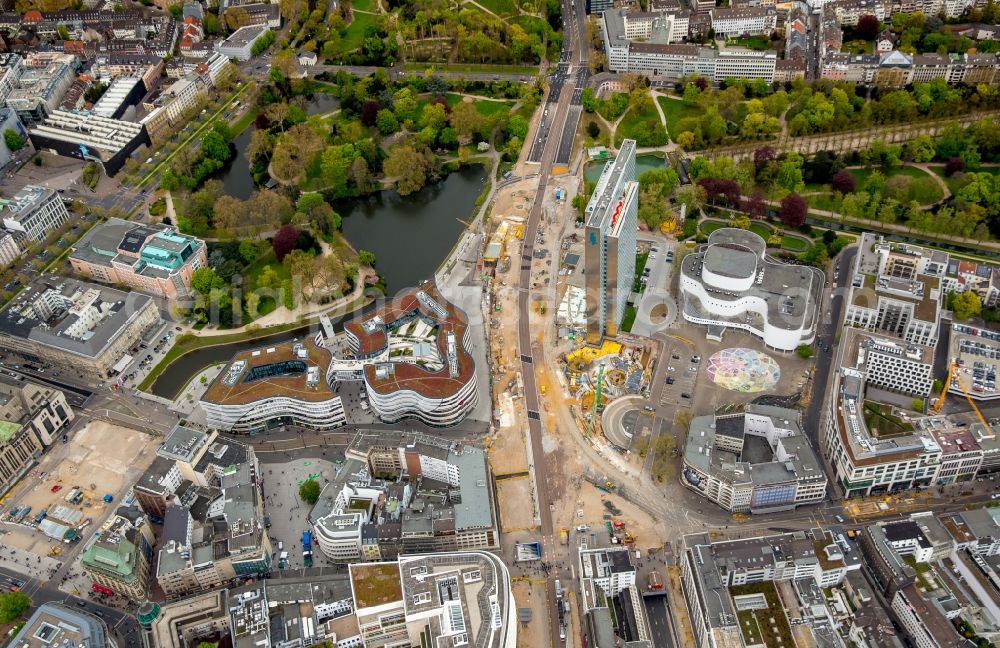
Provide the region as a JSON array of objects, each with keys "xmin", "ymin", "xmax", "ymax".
[{"xmin": 298, "ymin": 479, "xmax": 321, "ymax": 504}]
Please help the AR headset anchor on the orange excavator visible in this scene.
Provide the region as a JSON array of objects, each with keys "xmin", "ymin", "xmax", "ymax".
[{"xmin": 932, "ymin": 361, "xmax": 994, "ymax": 438}]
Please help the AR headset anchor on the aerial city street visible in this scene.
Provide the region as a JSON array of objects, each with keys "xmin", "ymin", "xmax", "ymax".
[{"xmin": 0, "ymin": 0, "xmax": 995, "ymax": 645}]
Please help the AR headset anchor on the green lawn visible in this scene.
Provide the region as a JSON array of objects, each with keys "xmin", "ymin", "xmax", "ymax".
[
  {"xmin": 621, "ymin": 304, "xmax": 637, "ymax": 333},
  {"xmin": 749, "ymin": 222, "xmax": 772, "ymax": 240},
  {"xmin": 633, "ymin": 251, "xmax": 649, "ymax": 292},
  {"xmin": 700, "ymin": 219, "xmax": 725, "ymax": 236},
  {"xmin": 841, "ymin": 39, "xmax": 874, "ymax": 54},
  {"xmin": 726, "ymin": 35, "xmax": 770, "ymax": 50},
  {"xmin": 616, "ymin": 103, "xmax": 667, "ymax": 147},
  {"xmin": 781, "ymin": 234, "xmax": 811, "ymax": 253},
  {"xmin": 697, "ymin": 218, "xmax": 811, "ymax": 252},
  {"xmin": 444, "ymin": 93, "xmax": 513, "ymax": 116},
  {"xmin": 656, "ymin": 97, "xmax": 700, "ymax": 141},
  {"xmin": 474, "ymin": 0, "xmax": 518, "ymax": 17},
  {"xmin": 806, "ymin": 193, "xmax": 843, "ymax": 213},
  {"xmin": 849, "ymin": 166, "xmax": 944, "ymax": 204},
  {"xmin": 929, "ymin": 165, "xmax": 1000, "ymax": 195},
  {"xmin": 352, "ymin": 0, "xmax": 375, "ymax": 10},
  {"xmin": 341, "ymin": 12, "xmax": 377, "ymax": 52},
  {"xmin": 229, "ymin": 106, "xmax": 259, "ymax": 137},
  {"xmin": 700, "ymin": 219, "xmax": 772, "ymax": 238}
]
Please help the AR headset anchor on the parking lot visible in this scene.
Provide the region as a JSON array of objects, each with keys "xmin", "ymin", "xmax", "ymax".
[
  {"xmin": 261, "ymin": 458, "xmax": 348, "ymax": 572},
  {"xmin": 115, "ymin": 323, "xmax": 179, "ymax": 388},
  {"xmin": 658, "ymin": 341, "xmax": 699, "ymax": 410},
  {"xmin": 1, "ymin": 421, "xmax": 160, "ymax": 560}
]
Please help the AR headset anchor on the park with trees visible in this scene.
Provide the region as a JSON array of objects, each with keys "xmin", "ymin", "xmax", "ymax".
[
  {"xmin": 579, "ymin": 74, "xmax": 1000, "ymax": 154},
  {"xmin": 156, "ymin": 68, "xmax": 537, "ymax": 330},
  {"xmin": 273, "ymin": 0, "xmax": 563, "ymax": 68}
]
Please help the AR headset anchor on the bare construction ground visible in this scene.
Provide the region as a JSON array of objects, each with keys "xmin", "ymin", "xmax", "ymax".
[
  {"xmin": 572, "ymin": 481, "xmax": 662, "ymax": 552},
  {"xmin": 2, "ymin": 421, "xmax": 159, "ymax": 558},
  {"xmin": 512, "ymin": 579, "xmax": 549, "ymax": 648},
  {"xmin": 495, "ymin": 476, "xmax": 535, "ymax": 532}
]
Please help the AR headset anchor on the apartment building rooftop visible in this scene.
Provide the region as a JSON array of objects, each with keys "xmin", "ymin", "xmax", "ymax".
[
  {"xmin": 684, "ymin": 404, "xmax": 825, "ymax": 487},
  {"xmin": 585, "ymin": 139, "xmax": 636, "ymax": 233},
  {"xmin": 398, "ymin": 552, "xmax": 514, "ymax": 647},
  {"xmin": 0, "ymin": 278, "xmax": 153, "ymax": 361},
  {"xmin": 157, "ymin": 424, "xmax": 209, "ymax": 463},
  {"xmin": 710, "ymin": 5, "xmax": 777, "ymax": 18},
  {"xmin": 222, "ymin": 24, "xmax": 267, "ymax": 48},
  {"xmin": 80, "ymin": 520, "xmax": 143, "ymax": 581},
  {"xmin": 312, "ymin": 457, "xmax": 494, "ymax": 543}
]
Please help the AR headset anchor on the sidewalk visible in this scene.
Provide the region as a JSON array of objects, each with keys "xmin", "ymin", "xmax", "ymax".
[{"xmin": 0, "ymin": 538, "xmax": 62, "ymax": 581}]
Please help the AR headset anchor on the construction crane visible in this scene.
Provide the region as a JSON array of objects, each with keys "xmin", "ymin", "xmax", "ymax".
[
  {"xmin": 932, "ymin": 361, "xmax": 995, "ymax": 439},
  {"xmin": 593, "ymin": 365, "xmax": 605, "ymax": 414}
]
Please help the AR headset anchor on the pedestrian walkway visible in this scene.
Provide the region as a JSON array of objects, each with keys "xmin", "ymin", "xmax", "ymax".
[
  {"xmin": 180, "ymin": 267, "xmax": 375, "ymax": 338},
  {"xmin": 0, "ymin": 539, "xmax": 62, "ymax": 581}
]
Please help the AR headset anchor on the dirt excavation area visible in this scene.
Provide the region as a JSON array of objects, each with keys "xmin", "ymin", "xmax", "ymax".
[
  {"xmin": 571, "ymin": 481, "xmax": 663, "ymax": 552},
  {"xmin": 4, "ymin": 421, "xmax": 160, "ymax": 558}
]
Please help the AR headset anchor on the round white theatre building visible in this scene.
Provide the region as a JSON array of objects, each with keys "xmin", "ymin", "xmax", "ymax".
[{"xmin": 679, "ymin": 228, "xmax": 824, "ymax": 351}]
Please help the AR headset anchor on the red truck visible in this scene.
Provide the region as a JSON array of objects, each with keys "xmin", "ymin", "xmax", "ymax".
[{"xmin": 647, "ymin": 570, "xmax": 663, "ymax": 591}]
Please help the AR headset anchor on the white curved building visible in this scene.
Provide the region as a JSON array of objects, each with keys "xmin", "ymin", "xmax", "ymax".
[
  {"xmin": 679, "ymin": 228, "xmax": 824, "ymax": 351},
  {"xmin": 331, "ymin": 283, "xmax": 479, "ymax": 427},
  {"xmin": 199, "ymin": 339, "xmax": 346, "ymax": 434}
]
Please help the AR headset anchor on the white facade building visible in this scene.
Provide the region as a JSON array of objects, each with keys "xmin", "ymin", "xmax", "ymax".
[
  {"xmin": 578, "ymin": 548, "xmax": 636, "ymax": 596},
  {"xmin": 0, "ymin": 231, "xmax": 19, "ymax": 267},
  {"xmin": 199, "ymin": 340, "xmax": 347, "ymax": 434},
  {"xmin": 331, "ymin": 285, "xmax": 480, "ymax": 427},
  {"xmin": 2, "ymin": 185, "xmax": 70, "ymax": 243},
  {"xmin": 709, "ymin": 6, "xmax": 777, "ymax": 36},
  {"xmin": 843, "ymin": 234, "xmax": 944, "ymax": 347},
  {"xmin": 601, "ymin": 12, "xmax": 778, "ymax": 80},
  {"xmin": 216, "ymin": 25, "xmax": 270, "ymax": 61},
  {"xmin": 679, "ymin": 228, "xmax": 823, "ymax": 351}
]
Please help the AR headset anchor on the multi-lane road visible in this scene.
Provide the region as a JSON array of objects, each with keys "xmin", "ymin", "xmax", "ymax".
[
  {"xmin": 515, "ymin": 0, "xmax": 591, "ymax": 645},
  {"xmin": 0, "ymin": 565, "xmax": 142, "ymax": 648}
]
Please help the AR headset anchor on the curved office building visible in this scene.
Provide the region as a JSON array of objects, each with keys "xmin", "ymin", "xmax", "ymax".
[
  {"xmin": 200, "ymin": 339, "xmax": 346, "ymax": 433},
  {"xmin": 679, "ymin": 228, "xmax": 823, "ymax": 351},
  {"xmin": 331, "ymin": 282, "xmax": 478, "ymax": 427}
]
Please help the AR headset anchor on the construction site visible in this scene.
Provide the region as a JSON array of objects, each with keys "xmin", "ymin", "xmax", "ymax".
[{"xmin": 0, "ymin": 420, "xmax": 160, "ymax": 560}]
